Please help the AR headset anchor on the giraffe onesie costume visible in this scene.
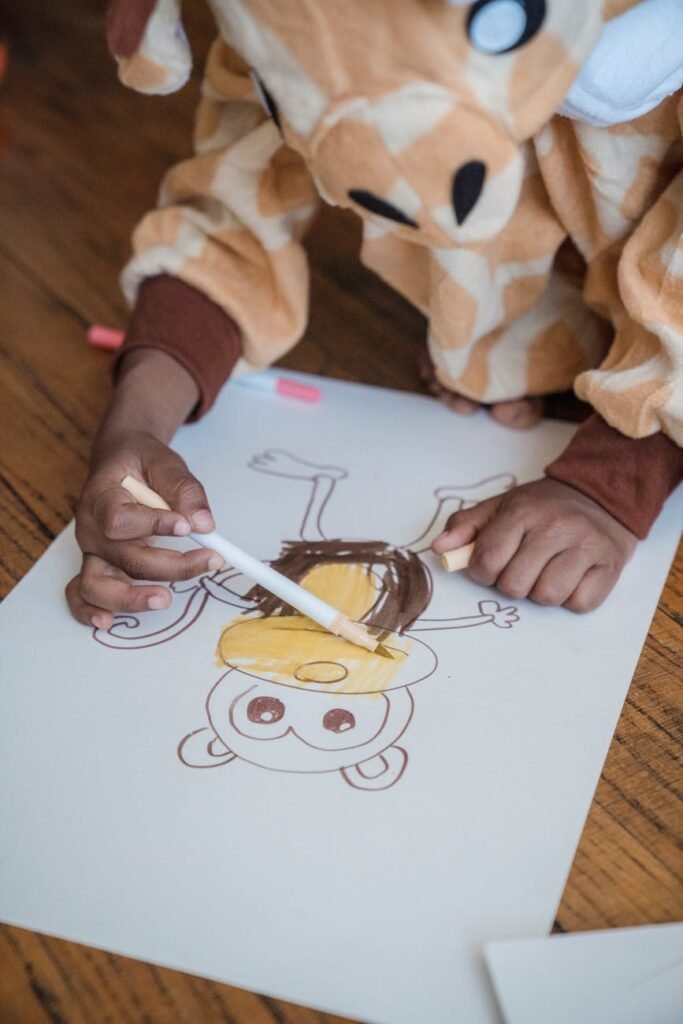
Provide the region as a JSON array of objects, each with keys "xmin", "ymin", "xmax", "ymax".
[{"xmin": 107, "ymin": 0, "xmax": 683, "ymax": 536}]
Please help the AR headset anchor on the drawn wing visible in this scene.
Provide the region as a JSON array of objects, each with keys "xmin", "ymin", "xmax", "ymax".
[
  {"xmin": 93, "ymin": 586, "xmax": 209, "ymax": 649},
  {"xmin": 201, "ymin": 569, "xmax": 255, "ymax": 609}
]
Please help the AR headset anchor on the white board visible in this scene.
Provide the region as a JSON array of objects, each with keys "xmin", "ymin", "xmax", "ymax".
[
  {"xmin": 0, "ymin": 374, "xmax": 680, "ymax": 1024},
  {"xmin": 485, "ymin": 923, "xmax": 683, "ymax": 1024}
]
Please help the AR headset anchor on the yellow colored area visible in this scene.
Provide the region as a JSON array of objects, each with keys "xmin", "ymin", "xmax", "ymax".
[
  {"xmin": 298, "ymin": 562, "xmax": 379, "ymax": 620},
  {"xmin": 295, "ymin": 661, "xmax": 348, "ymax": 683},
  {"xmin": 216, "ymin": 562, "xmax": 411, "ymax": 694}
]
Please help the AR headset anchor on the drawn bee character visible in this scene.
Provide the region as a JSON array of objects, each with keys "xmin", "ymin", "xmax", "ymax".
[{"xmin": 95, "ymin": 451, "xmax": 519, "ymax": 790}]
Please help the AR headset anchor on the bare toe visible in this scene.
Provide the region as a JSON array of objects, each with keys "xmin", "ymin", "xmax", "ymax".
[
  {"xmin": 443, "ymin": 393, "xmax": 481, "ymax": 416},
  {"xmin": 420, "ymin": 361, "xmax": 482, "ymax": 416},
  {"xmin": 490, "ymin": 397, "xmax": 544, "ymax": 429}
]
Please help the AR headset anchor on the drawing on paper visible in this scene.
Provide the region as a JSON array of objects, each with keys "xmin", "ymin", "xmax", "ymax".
[{"xmin": 94, "ymin": 451, "xmax": 520, "ymax": 790}]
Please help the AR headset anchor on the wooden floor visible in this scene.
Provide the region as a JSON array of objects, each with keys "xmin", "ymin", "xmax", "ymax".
[{"xmin": 1, "ymin": 3, "xmax": 681, "ymax": 1022}]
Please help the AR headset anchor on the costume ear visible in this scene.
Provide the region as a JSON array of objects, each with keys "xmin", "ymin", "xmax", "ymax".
[
  {"xmin": 177, "ymin": 727, "xmax": 237, "ymax": 768},
  {"xmin": 458, "ymin": 1, "xmax": 604, "ymax": 141},
  {"xmin": 107, "ymin": 0, "xmax": 192, "ymax": 95},
  {"xmin": 341, "ymin": 746, "xmax": 408, "ymax": 791}
]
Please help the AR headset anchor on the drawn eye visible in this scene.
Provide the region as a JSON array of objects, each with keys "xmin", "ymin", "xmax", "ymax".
[
  {"xmin": 249, "ymin": 69, "xmax": 282, "ymax": 130},
  {"xmin": 322, "ymin": 709, "xmax": 356, "ymax": 733},
  {"xmin": 466, "ymin": 0, "xmax": 546, "ymax": 55},
  {"xmin": 247, "ymin": 696, "xmax": 285, "ymax": 724}
]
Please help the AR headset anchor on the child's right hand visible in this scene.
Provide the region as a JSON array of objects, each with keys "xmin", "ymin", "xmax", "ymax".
[
  {"xmin": 65, "ymin": 349, "xmax": 223, "ymax": 631},
  {"xmin": 66, "ymin": 430, "xmax": 224, "ymax": 631}
]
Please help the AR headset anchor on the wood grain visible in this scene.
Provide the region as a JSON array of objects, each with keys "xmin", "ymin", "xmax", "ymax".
[{"xmin": 0, "ymin": 2, "xmax": 681, "ymax": 1021}]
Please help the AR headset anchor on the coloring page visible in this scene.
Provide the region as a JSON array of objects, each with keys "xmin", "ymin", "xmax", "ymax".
[{"xmin": 1, "ymin": 376, "xmax": 680, "ymax": 1024}]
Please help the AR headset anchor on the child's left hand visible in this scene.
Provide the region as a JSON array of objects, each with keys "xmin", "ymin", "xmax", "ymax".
[{"xmin": 432, "ymin": 478, "xmax": 637, "ymax": 612}]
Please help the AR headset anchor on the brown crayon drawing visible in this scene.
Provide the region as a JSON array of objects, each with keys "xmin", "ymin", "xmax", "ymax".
[{"xmin": 94, "ymin": 450, "xmax": 520, "ymax": 789}]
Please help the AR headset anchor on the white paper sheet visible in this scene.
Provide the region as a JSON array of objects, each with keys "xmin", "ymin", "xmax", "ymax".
[
  {"xmin": 1, "ymin": 375, "xmax": 680, "ymax": 1024},
  {"xmin": 485, "ymin": 923, "xmax": 683, "ymax": 1024}
]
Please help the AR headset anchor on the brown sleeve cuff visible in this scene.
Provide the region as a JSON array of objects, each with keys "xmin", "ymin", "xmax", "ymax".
[
  {"xmin": 114, "ymin": 274, "xmax": 243, "ymax": 421},
  {"xmin": 546, "ymin": 413, "xmax": 683, "ymax": 539},
  {"xmin": 107, "ymin": 0, "xmax": 156, "ymax": 58}
]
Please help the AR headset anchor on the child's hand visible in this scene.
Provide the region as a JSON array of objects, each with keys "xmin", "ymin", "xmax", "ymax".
[
  {"xmin": 432, "ymin": 478, "xmax": 637, "ymax": 612},
  {"xmin": 66, "ymin": 429, "xmax": 223, "ymax": 631},
  {"xmin": 65, "ymin": 348, "xmax": 223, "ymax": 631}
]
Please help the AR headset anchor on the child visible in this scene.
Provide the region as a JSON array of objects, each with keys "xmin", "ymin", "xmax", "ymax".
[{"xmin": 66, "ymin": 0, "xmax": 682, "ymax": 630}]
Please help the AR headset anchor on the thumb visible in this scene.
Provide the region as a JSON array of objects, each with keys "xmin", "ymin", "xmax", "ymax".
[
  {"xmin": 431, "ymin": 495, "xmax": 501, "ymax": 554},
  {"xmin": 148, "ymin": 451, "xmax": 216, "ymax": 534}
]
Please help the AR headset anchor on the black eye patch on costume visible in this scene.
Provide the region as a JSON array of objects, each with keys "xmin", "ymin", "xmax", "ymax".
[
  {"xmin": 466, "ymin": 0, "xmax": 546, "ymax": 55},
  {"xmin": 452, "ymin": 161, "xmax": 487, "ymax": 224},
  {"xmin": 348, "ymin": 190, "xmax": 419, "ymax": 228},
  {"xmin": 251, "ymin": 70, "xmax": 282, "ymax": 131}
]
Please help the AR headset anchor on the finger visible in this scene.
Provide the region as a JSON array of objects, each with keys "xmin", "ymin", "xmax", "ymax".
[
  {"xmin": 148, "ymin": 455, "xmax": 215, "ymax": 533},
  {"xmin": 529, "ymin": 549, "xmax": 595, "ymax": 607},
  {"xmin": 425, "ymin": 375, "xmax": 481, "ymax": 415},
  {"xmin": 565, "ymin": 564, "xmax": 620, "ymax": 613},
  {"xmin": 100, "ymin": 541, "xmax": 224, "ymax": 583},
  {"xmin": 65, "ymin": 573, "xmax": 114, "ymax": 630},
  {"xmin": 431, "ymin": 496, "xmax": 501, "ymax": 554},
  {"xmin": 78, "ymin": 554, "xmax": 173, "ymax": 614},
  {"xmin": 466, "ymin": 513, "xmax": 527, "ymax": 587},
  {"xmin": 495, "ymin": 532, "xmax": 569, "ymax": 601},
  {"xmin": 89, "ymin": 481, "xmax": 191, "ymax": 542}
]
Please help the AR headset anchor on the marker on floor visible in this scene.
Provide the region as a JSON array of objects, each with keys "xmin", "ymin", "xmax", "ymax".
[
  {"xmin": 233, "ymin": 372, "xmax": 322, "ymax": 403},
  {"xmin": 87, "ymin": 325, "xmax": 125, "ymax": 350}
]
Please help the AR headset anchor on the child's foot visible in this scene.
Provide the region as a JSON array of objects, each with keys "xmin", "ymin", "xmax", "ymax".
[{"xmin": 419, "ymin": 353, "xmax": 544, "ymax": 429}]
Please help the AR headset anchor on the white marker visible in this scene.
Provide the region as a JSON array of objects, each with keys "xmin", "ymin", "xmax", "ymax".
[{"xmin": 120, "ymin": 475, "xmax": 391, "ymax": 657}]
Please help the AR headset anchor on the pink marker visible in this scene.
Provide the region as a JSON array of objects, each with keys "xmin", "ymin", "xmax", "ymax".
[
  {"xmin": 87, "ymin": 325, "xmax": 125, "ymax": 350},
  {"xmin": 233, "ymin": 372, "xmax": 321, "ymax": 403}
]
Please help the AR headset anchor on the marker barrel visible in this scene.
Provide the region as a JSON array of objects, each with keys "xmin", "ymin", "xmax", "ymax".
[{"xmin": 194, "ymin": 530, "xmax": 338, "ymax": 628}]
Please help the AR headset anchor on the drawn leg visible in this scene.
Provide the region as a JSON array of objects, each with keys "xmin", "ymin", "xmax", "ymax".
[
  {"xmin": 248, "ymin": 449, "xmax": 348, "ymax": 541},
  {"xmin": 165, "ymin": 449, "xmax": 350, "ymax": 612},
  {"xmin": 407, "ymin": 474, "xmax": 516, "ymax": 552}
]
